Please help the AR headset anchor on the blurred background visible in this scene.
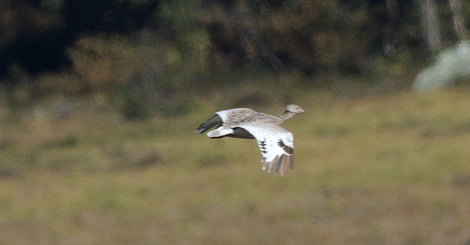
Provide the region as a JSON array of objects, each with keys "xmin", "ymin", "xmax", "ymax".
[{"xmin": 1, "ymin": 0, "xmax": 470, "ymax": 244}]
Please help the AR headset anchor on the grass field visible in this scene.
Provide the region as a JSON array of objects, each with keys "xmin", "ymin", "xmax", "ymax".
[{"xmin": 1, "ymin": 86, "xmax": 470, "ymax": 244}]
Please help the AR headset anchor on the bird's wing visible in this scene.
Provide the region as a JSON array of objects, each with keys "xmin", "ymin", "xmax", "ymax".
[
  {"xmin": 237, "ymin": 124, "xmax": 294, "ymax": 176},
  {"xmin": 215, "ymin": 108, "xmax": 257, "ymax": 124},
  {"xmin": 195, "ymin": 114, "xmax": 223, "ymax": 134},
  {"xmin": 196, "ymin": 108, "xmax": 258, "ymax": 135}
]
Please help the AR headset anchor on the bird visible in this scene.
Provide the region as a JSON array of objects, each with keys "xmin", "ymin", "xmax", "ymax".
[{"xmin": 195, "ymin": 104, "xmax": 305, "ymax": 176}]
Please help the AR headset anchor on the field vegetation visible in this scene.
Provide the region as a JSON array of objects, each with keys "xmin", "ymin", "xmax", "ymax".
[
  {"xmin": 1, "ymin": 80, "xmax": 470, "ymax": 244},
  {"xmin": 1, "ymin": 0, "xmax": 470, "ymax": 244}
]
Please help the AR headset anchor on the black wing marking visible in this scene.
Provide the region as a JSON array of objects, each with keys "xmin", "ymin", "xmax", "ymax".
[
  {"xmin": 195, "ymin": 114, "xmax": 223, "ymax": 134},
  {"xmin": 278, "ymin": 140, "xmax": 293, "ymax": 154},
  {"xmin": 239, "ymin": 124, "xmax": 295, "ymax": 176}
]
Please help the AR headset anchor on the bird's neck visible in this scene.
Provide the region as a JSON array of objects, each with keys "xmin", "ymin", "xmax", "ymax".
[{"xmin": 278, "ymin": 111, "xmax": 295, "ymax": 122}]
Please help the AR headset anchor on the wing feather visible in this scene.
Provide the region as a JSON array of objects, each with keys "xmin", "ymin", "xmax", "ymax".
[
  {"xmin": 197, "ymin": 106, "xmax": 301, "ymax": 176},
  {"xmin": 237, "ymin": 124, "xmax": 294, "ymax": 176}
]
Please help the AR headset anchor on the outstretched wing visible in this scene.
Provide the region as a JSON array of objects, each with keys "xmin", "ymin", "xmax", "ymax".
[
  {"xmin": 195, "ymin": 108, "xmax": 257, "ymax": 135},
  {"xmin": 237, "ymin": 124, "xmax": 294, "ymax": 176},
  {"xmin": 195, "ymin": 114, "xmax": 223, "ymax": 134}
]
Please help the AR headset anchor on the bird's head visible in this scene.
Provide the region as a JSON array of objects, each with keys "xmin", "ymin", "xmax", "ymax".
[{"xmin": 284, "ymin": 104, "xmax": 305, "ymax": 115}]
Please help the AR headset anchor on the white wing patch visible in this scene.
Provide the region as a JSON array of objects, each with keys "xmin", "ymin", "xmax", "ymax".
[
  {"xmin": 214, "ymin": 110, "xmax": 230, "ymax": 122},
  {"xmin": 206, "ymin": 126, "xmax": 233, "ymax": 138},
  {"xmin": 238, "ymin": 124, "xmax": 294, "ymax": 176}
]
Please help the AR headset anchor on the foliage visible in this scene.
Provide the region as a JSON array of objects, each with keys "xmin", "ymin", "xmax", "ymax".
[
  {"xmin": 1, "ymin": 0, "xmax": 470, "ymax": 119},
  {"xmin": 159, "ymin": 0, "xmax": 211, "ymax": 70},
  {"xmin": 1, "ymin": 0, "xmax": 467, "ymax": 81}
]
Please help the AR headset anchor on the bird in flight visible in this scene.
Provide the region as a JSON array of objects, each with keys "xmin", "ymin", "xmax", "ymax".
[{"xmin": 195, "ymin": 104, "xmax": 305, "ymax": 176}]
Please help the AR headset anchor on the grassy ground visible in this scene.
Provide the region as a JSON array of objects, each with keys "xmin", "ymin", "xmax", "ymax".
[{"xmin": 1, "ymin": 86, "xmax": 470, "ymax": 244}]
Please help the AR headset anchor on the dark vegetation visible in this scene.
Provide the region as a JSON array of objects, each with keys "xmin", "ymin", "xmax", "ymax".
[
  {"xmin": 0, "ymin": 0, "xmax": 468, "ymax": 117},
  {"xmin": 2, "ymin": 1, "xmax": 470, "ymax": 244}
]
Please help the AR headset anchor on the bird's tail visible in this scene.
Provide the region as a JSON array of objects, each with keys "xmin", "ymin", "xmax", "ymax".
[{"xmin": 195, "ymin": 114, "xmax": 222, "ymax": 134}]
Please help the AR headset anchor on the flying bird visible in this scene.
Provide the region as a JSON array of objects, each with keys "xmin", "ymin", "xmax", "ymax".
[{"xmin": 195, "ymin": 104, "xmax": 305, "ymax": 176}]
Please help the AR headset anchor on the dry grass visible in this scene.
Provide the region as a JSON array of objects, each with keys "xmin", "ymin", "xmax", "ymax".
[{"xmin": 1, "ymin": 86, "xmax": 470, "ymax": 244}]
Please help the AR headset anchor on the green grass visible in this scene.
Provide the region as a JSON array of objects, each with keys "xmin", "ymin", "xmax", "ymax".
[{"xmin": 1, "ymin": 87, "xmax": 470, "ymax": 244}]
